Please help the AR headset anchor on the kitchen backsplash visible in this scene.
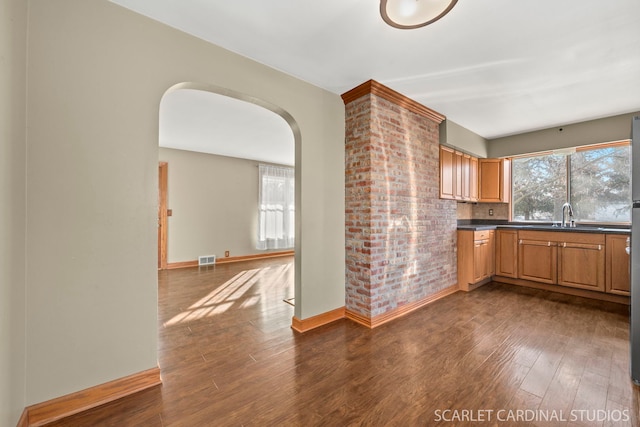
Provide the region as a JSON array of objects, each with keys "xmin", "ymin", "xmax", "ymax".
[{"xmin": 456, "ymin": 202, "xmax": 509, "ymax": 220}]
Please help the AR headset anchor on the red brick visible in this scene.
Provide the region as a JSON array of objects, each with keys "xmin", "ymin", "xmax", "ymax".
[{"xmin": 344, "ymin": 87, "xmax": 457, "ymax": 320}]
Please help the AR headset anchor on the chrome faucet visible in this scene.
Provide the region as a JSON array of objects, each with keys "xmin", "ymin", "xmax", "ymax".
[{"xmin": 561, "ymin": 202, "xmax": 574, "ymax": 227}]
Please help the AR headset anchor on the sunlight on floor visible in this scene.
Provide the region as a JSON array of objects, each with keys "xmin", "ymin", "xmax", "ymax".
[{"xmin": 164, "ymin": 263, "xmax": 291, "ymax": 327}]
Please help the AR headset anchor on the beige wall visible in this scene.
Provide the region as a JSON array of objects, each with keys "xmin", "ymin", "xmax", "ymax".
[
  {"xmin": 488, "ymin": 112, "xmax": 640, "ymax": 158},
  {"xmin": 159, "ymin": 148, "xmax": 289, "ymax": 262},
  {"xmin": 0, "ymin": 0, "xmax": 27, "ymax": 424},
  {"xmin": 443, "ymin": 112, "xmax": 639, "ymax": 160},
  {"xmin": 440, "ymin": 120, "xmax": 488, "ymax": 158},
  {"xmin": 25, "ymin": 0, "xmax": 344, "ymax": 407}
]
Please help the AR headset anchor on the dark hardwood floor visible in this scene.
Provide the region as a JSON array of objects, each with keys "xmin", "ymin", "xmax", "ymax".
[{"xmin": 46, "ymin": 256, "xmax": 639, "ymax": 426}]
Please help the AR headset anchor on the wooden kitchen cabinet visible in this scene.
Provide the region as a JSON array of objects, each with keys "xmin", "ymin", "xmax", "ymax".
[
  {"xmin": 469, "ymin": 156, "xmax": 478, "ymax": 201},
  {"xmin": 454, "ymin": 150, "xmax": 464, "ymax": 199},
  {"xmin": 557, "ymin": 237, "xmax": 605, "ymax": 292},
  {"xmin": 440, "ymin": 147, "xmax": 507, "ymax": 203},
  {"xmin": 517, "ymin": 230, "xmax": 605, "ymax": 291},
  {"xmin": 473, "ymin": 231, "xmax": 494, "ymax": 282},
  {"xmin": 605, "ymin": 234, "xmax": 630, "ymax": 295},
  {"xmin": 440, "ymin": 146, "xmax": 456, "ymax": 199},
  {"xmin": 495, "ymin": 229, "xmax": 518, "ymax": 278},
  {"xmin": 518, "ymin": 236, "xmax": 557, "ymax": 284},
  {"xmin": 440, "ymin": 145, "xmax": 511, "ymax": 203},
  {"xmin": 460, "ymin": 153, "xmax": 471, "ymax": 200},
  {"xmin": 493, "ymin": 228, "xmax": 629, "ymax": 303},
  {"xmin": 478, "ymin": 158, "xmax": 511, "ymax": 203},
  {"xmin": 439, "ymin": 146, "xmax": 478, "ymax": 202},
  {"xmin": 458, "ymin": 229, "xmax": 494, "ymax": 291}
]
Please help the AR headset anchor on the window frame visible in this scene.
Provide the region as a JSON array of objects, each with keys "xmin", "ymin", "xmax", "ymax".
[
  {"xmin": 509, "ymin": 140, "xmax": 631, "ymax": 225},
  {"xmin": 256, "ymin": 163, "xmax": 295, "ymax": 250}
]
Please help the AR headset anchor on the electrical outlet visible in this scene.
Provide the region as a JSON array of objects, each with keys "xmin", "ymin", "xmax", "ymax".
[
  {"xmin": 488, "ymin": 209, "xmax": 494, "ymax": 216},
  {"xmin": 225, "ymin": 251, "xmax": 230, "ymax": 257}
]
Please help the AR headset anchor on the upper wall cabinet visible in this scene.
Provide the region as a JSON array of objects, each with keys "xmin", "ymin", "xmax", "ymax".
[
  {"xmin": 439, "ymin": 146, "xmax": 478, "ymax": 202},
  {"xmin": 469, "ymin": 156, "xmax": 479, "ymax": 201},
  {"xmin": 440, "ymin": 146, "xmax": 456, "ymax": 199},
  {"xmin": 478, "ymin": 158, "xmax": 511, "ymax": 203}
]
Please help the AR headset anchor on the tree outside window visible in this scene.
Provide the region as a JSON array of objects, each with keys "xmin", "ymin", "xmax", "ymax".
[{"xmin": 512, "ymin": 144, "xmax": 630, "ymax": 223}]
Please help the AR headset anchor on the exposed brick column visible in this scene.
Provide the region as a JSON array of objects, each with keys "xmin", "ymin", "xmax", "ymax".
[{"xmin": 343, "ymin": 80, "xmax": 457, "ymax": 327}]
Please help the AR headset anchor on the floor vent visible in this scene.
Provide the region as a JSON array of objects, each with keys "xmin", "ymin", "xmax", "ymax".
[{"xmin": 198, "ymin": 255, "xmax": 216, "ymax": 266}]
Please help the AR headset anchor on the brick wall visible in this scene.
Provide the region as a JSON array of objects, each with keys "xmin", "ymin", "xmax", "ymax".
[{"xmin": 344, "ymin": 85, "xmax": 457, "ymax": 321}]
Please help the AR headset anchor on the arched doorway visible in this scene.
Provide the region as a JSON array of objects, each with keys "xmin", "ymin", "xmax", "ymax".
[{"xmin": 156, "ymin": 82, "xmax": 300, "ymax": 320}]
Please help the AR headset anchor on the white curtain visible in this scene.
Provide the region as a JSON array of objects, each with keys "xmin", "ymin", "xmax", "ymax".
[{"xmin": 257, "ymin": 164, "xmax": 295, "ymax": 250}]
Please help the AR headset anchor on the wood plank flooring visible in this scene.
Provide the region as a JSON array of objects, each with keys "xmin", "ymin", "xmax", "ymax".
[{"xmin": 45, "ymin": 256, "xmax": 639, "ymax": 426}]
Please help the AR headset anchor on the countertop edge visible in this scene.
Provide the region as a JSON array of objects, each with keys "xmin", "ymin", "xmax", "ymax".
[{"xmin": 457, "ymin": 224, "xmax": 630, "ymax": 234}]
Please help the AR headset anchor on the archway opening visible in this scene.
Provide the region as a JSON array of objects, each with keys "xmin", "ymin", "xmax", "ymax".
[{"xmin": 156, "ymin": 82, "xmax": 300, "ymax": 323}]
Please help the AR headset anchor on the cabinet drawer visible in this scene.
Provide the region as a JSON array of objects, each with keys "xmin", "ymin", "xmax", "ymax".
[{"xmin": 474, "ymin": 230, "xmax": 491, "ymax": 240}]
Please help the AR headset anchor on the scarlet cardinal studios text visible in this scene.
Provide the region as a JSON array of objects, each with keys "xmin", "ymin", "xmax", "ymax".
[{"xmin": 433, "ymin": 409, "xmax": 630, "ymax": 423}]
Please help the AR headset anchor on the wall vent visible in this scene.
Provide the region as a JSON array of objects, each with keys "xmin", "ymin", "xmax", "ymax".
[{"xmin": 198, "ymin": 255, "xmax": 216, "ymax": 266}]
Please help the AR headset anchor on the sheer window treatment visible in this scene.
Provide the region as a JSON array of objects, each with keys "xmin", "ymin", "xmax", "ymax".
[{"xmin": 257, "ymin": 164, "xmax": 295, "ymax": 250}]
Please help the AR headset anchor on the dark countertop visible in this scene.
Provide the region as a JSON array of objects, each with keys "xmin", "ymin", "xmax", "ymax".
[
  {"xmin": 457, "ymin": 225, "xmax": 500, "ymax": 231},
  {"xmin": 457, "ymin": 223, "xmax": 630, "ymax": 234}
]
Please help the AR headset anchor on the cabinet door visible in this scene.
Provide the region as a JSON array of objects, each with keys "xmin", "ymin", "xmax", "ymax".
[
  {"xmin": 496, "ymin": 230, "xmax": 518, "ymax": 278},
  {"xmin": 478, "ymin": 159, "xmax": 501, "ymax": 202},
  {"xmin": 605, "ymin": 234, "xmax": 630, "ymax": 295},
  {"xmin": 473, "ymin": 239, "xmax": 492, "ymax": 282},
  {"xmin": 460, "ymin": 154, "xmax": 471, "ymax": 200},
  {"xmin": 478, "ymin": 158, "xmax": 511, "ymax": 203},
  {"xmin": 518, "ymin": 239, "xmax": 557, "ymax": 284},
  {"xmin": 557, "ymin": 242, "xmax": 605, "ymax": 291},
  {"xmin": 469, "ymin": 157, "xmax": 478, "ymax": 201},
  {"xmin": 487, "ymin": 230, "xmax": 495, "ymax": 277},
  {"xmin": 473, "ymin": 239, "xmax": 487, "ymax": 283},
  {"xmin": 454, "ymin": 151, "xmax": 463, "ymax": 199},
  {"xmin": 472, "ymin": 230, "xmax": 494, "ymax": 282},
  {"xmin": 440, "ymin": 146, "xmax": 455, "ymax": 199}
]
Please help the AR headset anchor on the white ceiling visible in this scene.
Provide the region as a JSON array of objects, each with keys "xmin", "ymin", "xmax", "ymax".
[
  {"xmin": 160, "ymin": 89, "xmax": 294, "ymax": 166},
  {"xmin": 114, "ymin": 0, "xmax": 640, "ymax": 160}
]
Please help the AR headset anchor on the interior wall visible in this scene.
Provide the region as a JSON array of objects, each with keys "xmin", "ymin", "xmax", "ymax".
[
  {"xmin": 488, "ymin": 112, "xmax": 640, "ymax": 158},
  {"xmin": 26, "ymin": 0, "xmax": 344, "ymax": 406},
  {"xmin": 456, "ymin": 203, "xmax": 473, "ymax": 220},
  {"xmin": 0, "ymin": 0, "xmax": 27, "ymax": 424},
  {"xmin": 440, "ymin": 120, "xmax": 488, "ymax": 158},
  {"xmin": 159, "ymin": 148, "xmax": 290, "ymax": 263},
  {"xmin": 471, "ymin": 203, "xmax": 509, "ymax": 220}
]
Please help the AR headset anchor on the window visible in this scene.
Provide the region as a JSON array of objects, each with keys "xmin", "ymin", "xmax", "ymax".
[
  {"xmin": 257, "ymin": 164, "xmax": 295, "ymax": 250},
  {"xmin": 512, "ymin": 153, "xmax": 567, "ymax": 221},
  {"xmin": 512, "ymin": 143, "xmax": 630, "ymax": 223}
]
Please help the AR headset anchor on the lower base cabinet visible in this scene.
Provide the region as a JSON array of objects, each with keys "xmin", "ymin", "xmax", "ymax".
[
  {"xmin": 518, "ymin": 237, "xmax": 557, "ymax": 284},
  {"xmin": 517, "ymin": 231, "xmax": 605, "ymax": 291},
  {"xmin": 605, "ymin": 234, "xmax": 630, "ymax": 295},
  {"xmin": 495, "ymin": 230, "xmax": 518, "ymax": 278},
  {"xmin": 459, "ymin": 227, "xmax": 630, "ymax": 300},
  {"xmin": 458, "ymin": 230, "xmax": 494, "ymax": 291},
  {"xmin": 558, "ymin": 241, "xmax": 605, "ymax": 291}
]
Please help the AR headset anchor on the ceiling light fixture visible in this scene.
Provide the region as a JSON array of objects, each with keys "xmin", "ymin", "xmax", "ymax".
[{"xmin": 380, "ymin": 0, "xmax": 458, "ymax": 29}]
